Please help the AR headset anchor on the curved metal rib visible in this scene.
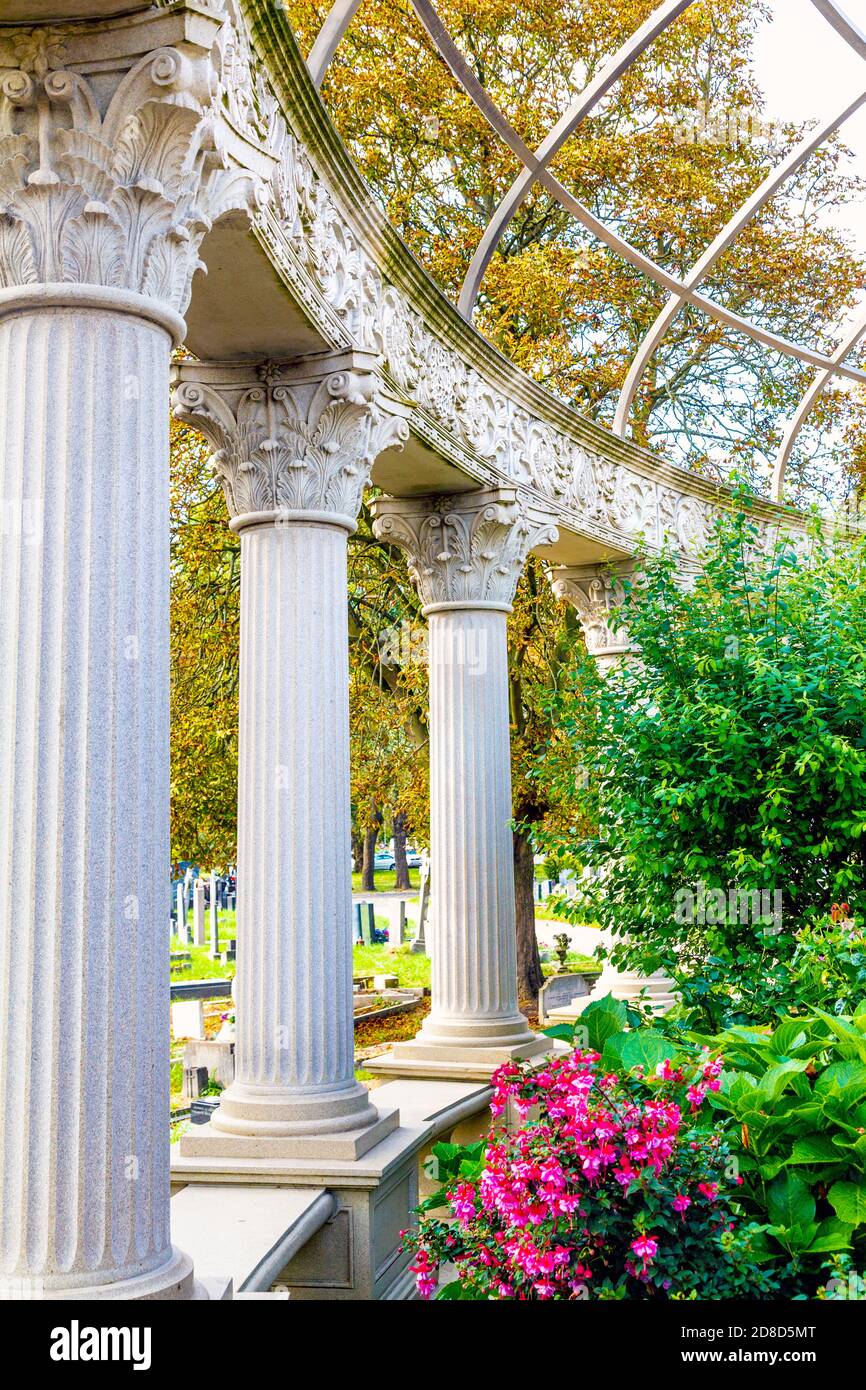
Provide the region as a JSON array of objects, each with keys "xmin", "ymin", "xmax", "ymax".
[
  {"xmin": 810, "ymin": 0, "xmax": 866, "ymax": 59},
  {"xmin": 613, "ymin": 87, "xmax": 866, "ymax": 435},
  {"xmin": 307, "ymin": 0, "xmax": 367, "ymax": 89},
  {"xmin": 771, "ymin": 309, "xmax": 866, "ymax": 503},
  {"xmin": 457, "ymin": 0, "xmax": 698, "ymax": 316},
  {"xmin": 408, "ymin": 0, "xmax": 866, "ymax": 385}
]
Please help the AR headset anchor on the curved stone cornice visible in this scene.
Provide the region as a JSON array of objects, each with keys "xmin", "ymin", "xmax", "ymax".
[
  {"xmin": 371, "ymin": 490, "xmax": 559, "ymax": 610},
  {"xmin": 0, "ymin": 9, "xmax": 261, "ymax": 330},
  {"xmin": 172, "ymin": 352, "xmax": 411, "ymax": 528}
]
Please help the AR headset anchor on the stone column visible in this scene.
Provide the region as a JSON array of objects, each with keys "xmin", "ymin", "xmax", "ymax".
[
  {"xmin": 548, "ymin": 562, "xmax": 677, "ymax": 1019},
  {"xmin": 369, "ymin": 491, "xmax": 558, "ymax": 1079},
  {"xmin": 0, "ymin": 17, "xmax": 253, "ymax": 1298},
  {"xmin": 173, "ymin": 355, "xmax": 409, "ymax": 1159}
]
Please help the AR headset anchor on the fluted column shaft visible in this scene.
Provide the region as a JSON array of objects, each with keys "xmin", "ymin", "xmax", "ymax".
[
  {"xmin": 422, "ymin": 605, "xmax": 532, "ymax": 1048},
  {"xmin": 0, "ymin": 308, "xmax": 193, "ymax": 1298},
  {"xmin": 213, "ymin": 519, "xmax": 377, "ymax": 1138},
  {"xmin": 369, "ymin": 489, "xmax": 558, "ymax": 1076}
]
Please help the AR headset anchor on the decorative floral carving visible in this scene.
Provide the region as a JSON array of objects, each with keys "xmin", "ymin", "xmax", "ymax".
[
  {"xmin": 172, "ymin": 359, "xmax": 409, "ymax": 523},
  {"xmin": 550, "ymin": 563, "xmax": 637, "ymax": 671},
  {"xmin": 0, "ymin": 24, "xmax": 259, "ymax": 316},
  {"xmin": 371, "ymin": 490, "xmax": 559, "ymax": 608}
]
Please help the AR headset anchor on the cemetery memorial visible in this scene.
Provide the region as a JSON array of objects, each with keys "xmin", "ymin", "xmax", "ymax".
[{"xmin": 1, "ymin": 0, "xmax": 865, "ymax": 1323}]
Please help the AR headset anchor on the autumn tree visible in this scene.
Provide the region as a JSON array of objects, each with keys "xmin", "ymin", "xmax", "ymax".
[{"xmin": 286, "ymin": 0, "xmax": 866, "ymax": 502}]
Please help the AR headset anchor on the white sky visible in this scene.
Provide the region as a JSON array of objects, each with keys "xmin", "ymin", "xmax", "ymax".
[{"xmin": 753, "ymin": 0, "xmax": 866, "ymax": 257}]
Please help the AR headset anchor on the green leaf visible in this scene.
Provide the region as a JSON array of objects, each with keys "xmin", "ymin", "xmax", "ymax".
[
  {"xmin": 541, "ymin": 1024, "xmax": 576, "ymax": 1044},
  {"xmin": 806, "ymin": 1218, "xmax": 855, "ymax": 1254},
  {"xmin": 601, "ymin": 1028, "xmax": 677, "ymax": 1072},
  {"xmin": 787, "ymin": 1135, "xmax": 846, "ymax": 1165},
  {"xmin": 828, "ymin": 1181, "xmax": 866, "ymax": 1227},
  {"xmin": 436, "ymin": 1280, "xmax": 483, "ymax": 1300},
  {"xmin": 579, "ymin": 994, "xmax": 629, "ymax": 1052},
  {"xmin": 767, "ymin": 1172, "xmax": 816, "ymax": 1232}
]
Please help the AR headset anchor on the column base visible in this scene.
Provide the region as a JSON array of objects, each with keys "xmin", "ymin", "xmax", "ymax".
[
  {"xmin": 547, "ymin": 971, "xmax": 678, "ymax": 1026},
  {"xmin": 34, "ymin": 1246, "xmax": 202, "ymax": 1301},
  {"xmin": 365, "ymin": 1030, "xmax": 550, "ymax": 1083},
  {"xmin": 180, "ymin": 1084, "xmax": 399, "ymax": 1163}
]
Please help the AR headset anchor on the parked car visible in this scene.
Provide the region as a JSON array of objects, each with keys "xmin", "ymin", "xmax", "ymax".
[
  {"xmin": 405, "ymin": 847, "xmax": 422, "ymax": 868},
  {"xmin": 373, "ymin": 849, "xmax": 396, "ymax": 871}
]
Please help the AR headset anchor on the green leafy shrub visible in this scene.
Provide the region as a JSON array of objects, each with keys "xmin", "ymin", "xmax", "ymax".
[
  {"xmin": 698, "ymin": 1008, "xmax": 866, "ymax": 1282},
  {"xmin": 537, "ymin": 508, "xmax": 866, "ymax": 1028}
]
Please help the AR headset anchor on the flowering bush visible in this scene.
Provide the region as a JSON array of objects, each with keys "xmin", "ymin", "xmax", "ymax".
[
  {"xmin": 787, "ymin": 906, "xmax": 866, "ymax": 1018},
  {"xmin": 406, "ymin": 1043, "xmax": 779, "ymax": 1300}
]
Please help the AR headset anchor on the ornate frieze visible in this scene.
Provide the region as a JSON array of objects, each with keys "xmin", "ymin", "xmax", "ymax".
[
  {"xmin": 172, "ymin": 353, "xmax": 410, "ymax": 526},
  {"xmin": 0, "ymin": 2, "xmax": 769, "ymax": 558},
  {"xmin": 371, "ymin": 489, "xmax": 559, "ymax": 609}
]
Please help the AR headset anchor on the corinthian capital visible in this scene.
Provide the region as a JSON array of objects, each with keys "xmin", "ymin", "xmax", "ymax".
[
  {"xmin": 171, "ymin": 352, "xmax": 411, "ymax": 530},
  {"xmin": 549, "ymin": 561, "xmax": 638, "ymax": 671},
  {"xmin": 0, "ymin": 15, "xmax": 260, "ymax": 333},
  {"xmin": 371, "ymin": 489, "xmax": 558, "ymax": 610}
]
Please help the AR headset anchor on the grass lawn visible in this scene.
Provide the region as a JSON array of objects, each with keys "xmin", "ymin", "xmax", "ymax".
[
  {"xmin": 352, "ymin": 868, "xmax": 421, "ymax": 892},
  {"xmin": 353, "ymin": 942, "xmax": 430, "ymax": 989}
]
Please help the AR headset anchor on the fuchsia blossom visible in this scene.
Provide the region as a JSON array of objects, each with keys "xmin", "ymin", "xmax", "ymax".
[
  {"xmin": 631, "ymin": 1235, "xmax": 658, "ymax": 1265},
  {"xmin": 405, "ymin": 1044, "xmax": 739, "ymax": 1300}
]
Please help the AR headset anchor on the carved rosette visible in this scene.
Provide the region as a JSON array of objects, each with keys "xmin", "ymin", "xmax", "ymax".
[
  {"xmin": 0, "ymin": 20, "xmax": 259, "ymax": 329},
  {"xmin": 371, "ymin": 489, "xmax": 559, "ymax": 610},
  {"xmin": 171, "ymin": 356, "xmax": 410, "ymax": 528},
  {"xmin": 550, "ymin": 562, "xmax": 638, "ymax": 670}
]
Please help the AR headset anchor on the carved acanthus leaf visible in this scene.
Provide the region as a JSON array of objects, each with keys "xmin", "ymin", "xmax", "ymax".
[
  {"xmin": 371, "ymin": 490, "xmax": 559, "ymax": 608},
  {"xmin": 172, "ymin": 360, "xmax": 409, "ymax": 523}
]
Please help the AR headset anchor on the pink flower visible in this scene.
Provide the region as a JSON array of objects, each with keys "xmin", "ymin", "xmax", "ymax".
[
  {"xmin": 631, "ymin": 1235, "xmax": 658, "ymax": 1266},
  {"xmin": 697, "ymin": 1181, "xmax": 719, "ymax": 1201},
  {"xmin": 672, "ymin": 1193, "xmax": 691, "ymax": 1215}
]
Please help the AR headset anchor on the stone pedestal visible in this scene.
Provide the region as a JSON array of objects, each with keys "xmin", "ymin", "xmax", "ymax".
[{"xmin": 369, "ymin": 491, "xmax": 558, "ymax": 1080}]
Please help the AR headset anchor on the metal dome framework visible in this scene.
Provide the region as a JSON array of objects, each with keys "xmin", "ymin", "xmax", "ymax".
[{"xmin": 306, "ymin": 0, "xmax": 866, "ymax": 502}]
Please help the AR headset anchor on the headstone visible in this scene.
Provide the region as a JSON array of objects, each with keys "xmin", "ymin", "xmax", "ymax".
[
  {"xmin": 373, "ymin": 974, "xmax": 399, "ymax": 989},
  {"xmin": 354, "ymin": 903, "xmax": 363, "ymax": 942},
  {"xmin": 209, "ymin": 870, "xmax": 220, "ymax": 959},
  {"xmin": 411, "ymin": 870, "xmax": 429, "ymax": 954},
  {"xmin": 538, "ymin": 972, "xmax": 590, "ymax": 1024},
  {"xmin": 399, "ymin": 899, "xmax": 407, "ymax": 943},
  {"xmin": 172, "ymin": 1000, "xmax": 205, "ymax": 1039},
  {"xmin": 192, "ymin": 877, "xmax": 206, "ymax": 947},
  {"xmin": 182, "ymin": 1065, "xmax": 208, "ymax": 1100},
  {"xmin": 366, "ymin": 902, "xmax": 375, "ymax": 942},
  {"xmin": 190, "ymin": 1097, "xmax": 220, "ymax": 1126},
  {"xmin": 176, "ymin": 883, "xmax": 188, "ymax": 945},
  {"xmin": 183, "ymin": 1038, "xmax": 235, "ymax": 1090},
  {"xmin": 220, "ymin": 938, "xmax": 236, "ymax": 965}
]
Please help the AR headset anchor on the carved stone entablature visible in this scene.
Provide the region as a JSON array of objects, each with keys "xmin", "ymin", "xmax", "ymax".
[
  {"xmin": 171, "ymin": 351, "xmax": 410, "ymax": 530},
  {"xmin": 550, "ymin": 562, "xmax": 639, "ymax": 671},
  {"xmin": 371, "ymin": 489, "xmax": 559, "ymax": 611},
  {"xmin": 0, "ymin": 10, "xmax": 262, "ymax": 332}
]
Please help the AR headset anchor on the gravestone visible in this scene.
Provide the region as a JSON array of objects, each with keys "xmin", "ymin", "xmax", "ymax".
[
  {"xmin": 209, "ymin": 870, "xmax": 220, "ymax": 959},
  {"xmin": 176, "ymin": 883, "xmax": 189, "ymax": 946},
  {"xmin": 182, "ymin": 1065, "xmax": 208, "ymax": 1100},
  {"xmin": 220, "ymin": 938, "xmax": 236, "ymax": 965},
  {"xmin": 172, "ymin": 1000, "xmax": 205, "ymax": 1039},
  {"xmin": 411, "ymin": 871, "xmax": 429, "ymax": 955},
  {"xmin": 192, "ymin": 878, "xmax": 206, "ymax": 947},
  {"xmin": 354, "ymin": 903, "xmax": 363, "ymax": 942},
  {"xmin": 538, "ymin": 972, "xmax": 590, "ymax": 1024}
]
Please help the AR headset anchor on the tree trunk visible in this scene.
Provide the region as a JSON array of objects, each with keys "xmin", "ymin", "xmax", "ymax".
[
  {"xmin": 351, "ymin": 830, "xmax": 363, "ymax": 876},
  {"xmin": 361, "ymin": 826, "xmax": 378, "ymax": 893},
  {"xmin": 393, "ymin": 810, "xmax": 411, "ymax": 891},
  {"xmin": 514, "ymin": 827, "xmax": 544, "ymax": 1008}
]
